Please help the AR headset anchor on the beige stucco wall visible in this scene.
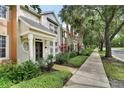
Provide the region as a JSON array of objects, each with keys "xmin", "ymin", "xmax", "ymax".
[
  {"xmin": 41, "ymin": 14, "xmax": 61, "ymax": 54},
  {"xmin": 17, "ymin": 20, "xmax": 56, "ymax": 62},
  {"xmin": 20, "ymin": 20, "xmax": 29, "ymax": 33},
  {"xmin": 0, "ymin": 20, "xmax": 7, "ymax": 35},
  {"xmin": 17, "ymin": 21, "xmax": 29, "ymax": 62}
]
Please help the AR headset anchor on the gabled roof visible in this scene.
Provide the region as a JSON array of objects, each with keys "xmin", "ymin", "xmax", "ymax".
[
  {"xmin": 19, "ymin": 16, "xmax": 56, "ymax": 36},
  {"xmin": 41, "ymin": 11, "xmax": 60, "ymax": 25}
]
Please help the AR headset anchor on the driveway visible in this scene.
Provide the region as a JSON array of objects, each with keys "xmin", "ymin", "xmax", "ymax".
[{"xmin": 112, "ymin": 48, "xmax": 124, "ymax": 62}]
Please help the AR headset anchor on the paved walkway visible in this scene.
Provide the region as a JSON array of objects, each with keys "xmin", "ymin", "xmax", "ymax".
[
  {"xmin": 53, "ymin": 64, "xmax": 78, "ymax": 74},
  {"xmin": 64, "ymin": 49, "xmax": 110, "ymax": 88},
  {"xmin": 112, "ymin": 48, "xmax": 124, "ymax": 62}
]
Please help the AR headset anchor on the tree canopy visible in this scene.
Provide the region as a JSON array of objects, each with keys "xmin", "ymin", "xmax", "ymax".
[{"xmin": 59, "ymin": 5, "xmax": 124, "ymax": 57}]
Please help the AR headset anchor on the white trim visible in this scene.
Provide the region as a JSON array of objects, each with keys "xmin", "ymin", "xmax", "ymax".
[
  {"xmin": 32, "ymin": 31, "xmax": 55, "ymax": 40},
  {"xmin": 0, "ymin": 17, "xmax": 7, "ymax": 21},
  {"xmin": 20, "ymin": 31, "xmax": 56, "ymax": 41},
  {"xmin": 34, "ymin": 39, "xmax": 44, "ymax": 62},
  {"xmin": 28, "ymin": 33, "xmax": 34, "ymax": 62}
]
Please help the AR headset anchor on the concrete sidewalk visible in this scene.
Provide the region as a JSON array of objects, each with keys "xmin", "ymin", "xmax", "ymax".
[{"xmin": 64, "ymin": 49, "xmax": 110, "ymax": 88}]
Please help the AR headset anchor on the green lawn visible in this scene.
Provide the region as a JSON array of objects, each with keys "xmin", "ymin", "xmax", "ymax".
[
  {"xmin": 99, "ymin": 51, "xmax": 124, "ymax": 81},
  {"xmin": 11, "ymin": 71, "xmax": 72, "ymax": 88},
  {"xmin": 68, "ymin": 56, "xmax": 88, "ymax": 67},
  {"xmin": 112, "ymin": 47, "xmax": 124, "ymax": 50},
  {"xmin": 99, "ymin": 50, "xmax": 105, "ymax": 56},
  {"xmin": 103, "ymin": 62, "xmax": 124, "ymax": 80}
]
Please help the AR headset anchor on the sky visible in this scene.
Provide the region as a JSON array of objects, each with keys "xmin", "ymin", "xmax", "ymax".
[{"xmin": 40, "ymin": 5, "xmax": 63, "ymax": 23}]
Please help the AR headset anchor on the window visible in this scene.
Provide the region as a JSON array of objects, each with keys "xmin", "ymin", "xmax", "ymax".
[
  {"xmin": 0, "ymin": 5, "xmax": 7, "ymax": 19},
  {"xmin": 50, "ymin": 48, "xmax": 53, "ymax": 54},
  {"xmin": 0, "ymin": 35, "xmax": 6, "ymax": 58},
  {"xmin": 55, "ymin": 42, "xmax": 57, "ymax": 46},
  {"xmin": 50, "ymin": 41, "xmax": 53, "ymax": 46},
  {"xmin": 49, "ymin": 24, "xmax": 54, "ymax": 32},
  {"xmin": 54, "ymin": 26, "xmax": 58, "ymax": 34},
  {"xmin": 49, "ymin": 23, "xmax": 58, "ymax": 34},
  {"xmin": 55, "ymin": 48, "xmax": 58, "ymax": 52}
]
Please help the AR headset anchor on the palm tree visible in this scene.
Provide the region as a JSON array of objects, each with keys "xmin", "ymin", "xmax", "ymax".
[{"xmin": 59, "ymin": 5, "xmax": 85, "ymax": 53}]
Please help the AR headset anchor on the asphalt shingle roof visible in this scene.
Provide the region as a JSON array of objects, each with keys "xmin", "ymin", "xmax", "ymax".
[{"xmin": 20, "ymin": 16, "xmax": 55, "ymax": 34}]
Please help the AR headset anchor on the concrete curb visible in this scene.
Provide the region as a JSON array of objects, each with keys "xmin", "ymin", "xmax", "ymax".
[{"xmin": 112, "ymin": 55, "xmax": 124, "ymax": 62}]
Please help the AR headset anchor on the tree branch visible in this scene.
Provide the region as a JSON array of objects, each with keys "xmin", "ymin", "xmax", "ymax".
[
  {"xmin": 110, "ymin": 20, "xmax": 124, "ymax": 41},
  {"xmin": 94, "ymin": 8, "xmax": 105, "ymax": 21},
  {"xmin": 107, "ymin": 7, "xmax": 116, "ymax": 24}
]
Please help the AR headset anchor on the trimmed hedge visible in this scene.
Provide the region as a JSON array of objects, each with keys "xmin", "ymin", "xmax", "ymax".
[
  {"xmin": 11, "ymin": 71, "xmax": 72, "ymax": 88},
  {"xmin": 68, "ymin": 56, "xmax": 88, "ymax": 67}
]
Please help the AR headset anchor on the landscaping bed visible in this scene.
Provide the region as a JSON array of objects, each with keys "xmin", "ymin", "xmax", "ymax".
[
  {"xmin": 99, "ymin": 51, "xmax": 124, "ymax": 88},
  {"xmin": 0, "ymin": 55, "xmax": 72, "ymax": 88},
  {"xmin": 68, "ymin": 56, "xmax": 88, "ymax": 67},
  {"xmin": 55, "ymin": 48, "xmax": 93, "ymax": 68},
  {"xmin": 11, "ymin": 71, "xmax": 72, "ymax": 88},
  {"xmin": 0, "ymin": 48, "xmax": 93, "ymax": 88}
]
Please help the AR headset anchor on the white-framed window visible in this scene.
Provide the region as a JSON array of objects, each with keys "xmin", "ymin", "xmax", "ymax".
[
  {"xmin": 0, "ymin": 35, "xmax": 6, "ymax": 58},
  {"xmin": 55, "ymin": 48, "xmax": 58, "ymax": 52},
  {"xmin": 50, "ymin": 41, "xmax": 53, "ymax": 46},
  {"xmin": 49, "ymin": 41, "xmax": 53, "ymax": 54},
  {"xmin": 55, "ymin": 42, "xmax": 58, "ymax": 53},
  {"xmin": 0, "ymin": 5, "xmax": 7, "ymax": 19},
  {"xmin": 55, "ymin": 42, "xmax": 57, "ymax": 46},
  {"xmin": 49, "ymin": 23, "xmax": 58, "ymax": 34},
  {"xmin": 54, "ymin": 26, "xmax": 58, "ymax": 34},
  {"xmin": 49, "ymin": 24, "xmax": 54, "ymax": 32}
]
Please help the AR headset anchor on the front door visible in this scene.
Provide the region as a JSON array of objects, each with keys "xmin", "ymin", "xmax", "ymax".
[{"xmin": 35, "ymin": 42, "xmax": 43, "ymax": 61}]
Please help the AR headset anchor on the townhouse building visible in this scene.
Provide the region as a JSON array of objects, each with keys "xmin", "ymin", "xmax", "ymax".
[{"xmin": 0, "ymin": 5, "xmax": 61, "ymax": 63}]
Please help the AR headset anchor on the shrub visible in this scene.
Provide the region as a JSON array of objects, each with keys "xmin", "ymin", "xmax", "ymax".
[
  {"xmin": 68, "ymin": 56, "xmax": 87, "ymax": 67},
  {"xmin": 0, "ymin": 63, "xmax": 16, "ymax": 79},
  {"xmin": 46, "ymin": 54, "xmax": 54, "ymax": 71},
  {"xmin": 68, "ymin": 51, "xmax": 77, "ymax": 58},
  {"xmin": 0, "ymin": 78, "xmax": 14, "ymax": 88},
  {"xmin": 80, "ymin": 48, "xmax": 93, "ymax": 56},
  {"xmin": 11, "ymin": 71, "xmax": 72, "ymax": 88},
  {"xmin": 37, "ymin": 58, "xmax": 47, "ymax": 71},
  {"xmin": 46, "ymin": 60, "xmax": 54, "ymax": 71},
  {"xmin": 6, "ymin": 60, "xmax": 41, "ymax": 84},
  {"xmin": 55, "ymin": 53, "xmax": 69, "ymax": 64},
  {"xmin": 37, "ymin": 55, "xmax": 54, "ymax": 71}
]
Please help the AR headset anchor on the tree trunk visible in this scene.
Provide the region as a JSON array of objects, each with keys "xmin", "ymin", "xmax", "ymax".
[
  {"xmin": 99, "ymin": 41, "xmax": 103, "ymax": 51},
  {"xmin": 105, "ymin": 24, "xmax": 112, "ymax": 57}
]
